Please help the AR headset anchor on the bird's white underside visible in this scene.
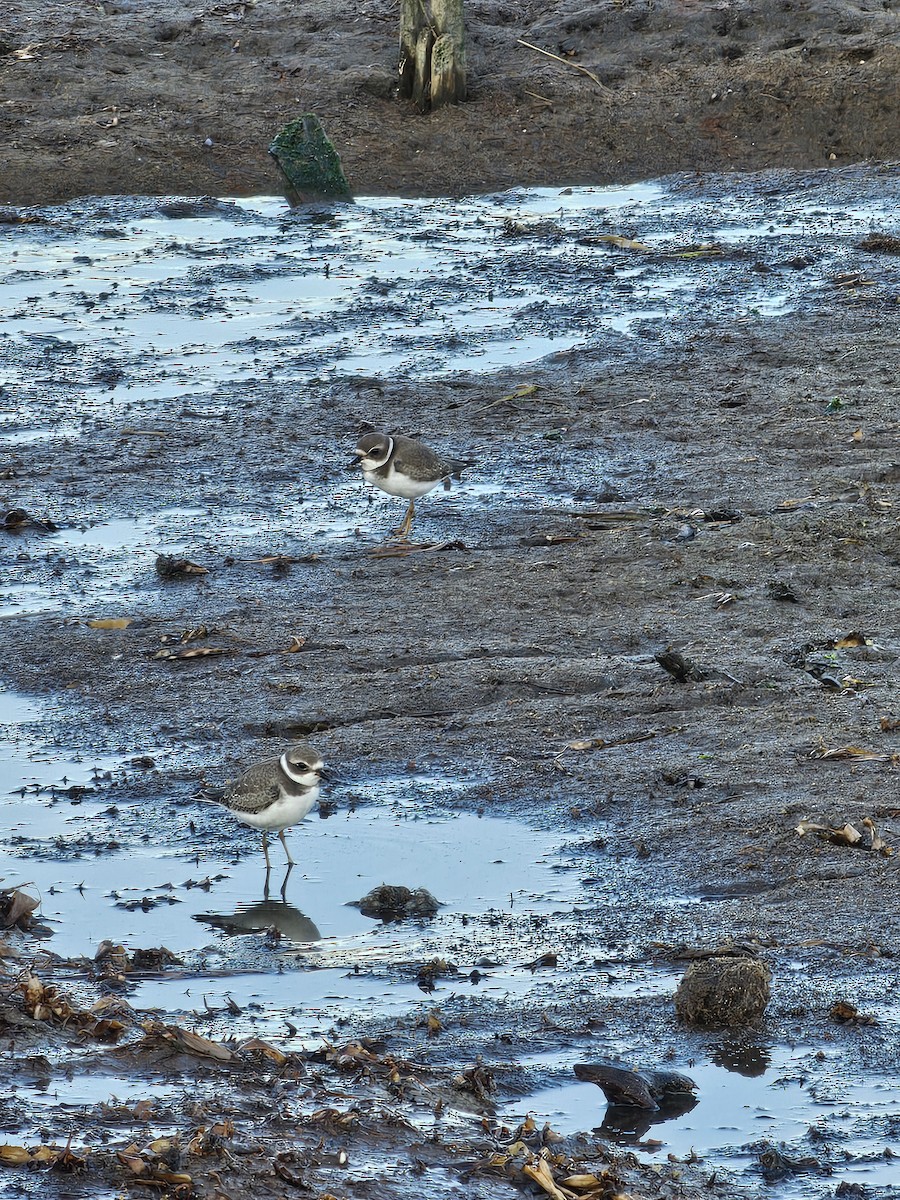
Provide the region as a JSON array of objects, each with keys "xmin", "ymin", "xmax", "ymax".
[
  {"xmin": 361, "ymin": 462, "xmax": 441, "ymax": 500},
  {"xmin": 230, "ymin": 783, "xmax": 320, "ymax": 832}
]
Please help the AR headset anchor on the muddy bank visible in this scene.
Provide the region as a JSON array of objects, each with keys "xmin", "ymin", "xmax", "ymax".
[{"xmin": 2, "ymin": 0, "xmax": 900, "ymax": 204}]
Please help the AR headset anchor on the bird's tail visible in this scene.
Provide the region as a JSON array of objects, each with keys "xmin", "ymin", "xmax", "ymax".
[{"xmin": 447, "ymin": 457, "xmax": 475, "ymax": 482}]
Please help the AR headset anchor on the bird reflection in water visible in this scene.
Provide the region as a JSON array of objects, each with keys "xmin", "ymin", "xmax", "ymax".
[{"xmin": 195, "ymin": 868, "xmax": 321, "ymax": 946}]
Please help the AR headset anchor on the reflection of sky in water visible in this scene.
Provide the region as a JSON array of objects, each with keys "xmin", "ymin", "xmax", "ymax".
[
  {"xmin": 1, "ymin": 178, "xmax": 894, "ymax": 415},
  {"xmin": 0, "ymin": 694, "xmax": 577, "ymax": 963}
]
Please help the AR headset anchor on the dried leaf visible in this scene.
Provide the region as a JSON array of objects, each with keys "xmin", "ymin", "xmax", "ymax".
[
  {"xmin": 87, "ymin": 617, "xmax": 133, "ymax": 630},
  {"xmin": 591, "ymin": 234, "xmax": 652, "ymax": 251},
  {"xmin": 775, "ymin": 495, "xmax": 816, "ymax": 510},
  {"xmin": 153, "ymin": 646, "xmax": 230, "ymax": 661},
  {"xmin": 117, "ymin": 1150, "xmax": 147, "ymax": 1175},
  {"xmin": 1, "ymin": 886, "xmax": 39, "ymax": 928},
  {"xmin": 795, "ymin": 817, "xmax": 892, "ymax": 854},
  {"xmin": 666, "ymin": 243, "xmax": 725, "ymax": 258},
  {"xmin": 238, "ymin": 1037, "xmax": 288, "ymax": 1065},
  {"xmin": 0, "ymin": 1145, "xmax": 31, "ymax": 1164},
  {"xmin": 170, "ymin": 1026, "xmax": 233, "ymax": 1061},
  {"xmin": 833, "ymin": 631, "xmax": 869, "ymax": 648},
  {"xmin": 810, "ymin": 744, "xmax": 894, "ymax": 762},
  {"xmin": 521, "ymin": 1157, "xmax": 569, "ymax": 1200},
  {"xmin": 795, "ymin": 819, "xmax": 859, "ymax": 844},
  {"xmin": 155, "ymin": 554, "xmax": 208, "ymax": 578}
]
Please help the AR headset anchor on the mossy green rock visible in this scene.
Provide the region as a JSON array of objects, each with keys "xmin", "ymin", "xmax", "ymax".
[{"xmin": 269, "ymin": 115, "xmax": 352, "ymax": 204}]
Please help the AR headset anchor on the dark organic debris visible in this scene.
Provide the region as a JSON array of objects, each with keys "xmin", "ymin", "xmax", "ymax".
[
  {"xmin": 522, "ymin": 951, "xmax": 558, "ymax": 972},
  {"xmin": 16, "ymin": 971, "xmax": 128, "ymax": 1041},
  {"xmin": 351, "ymin": 884, "xmax": 441, "ymax": 921},
  {"xmin": 757, "ymin": 1141, "xmax": 827, "ymax": 1181},
  {"xmin": 155, "ymin": 554, "xmax": 209, "ymax": 579},
  {"xmin": 768, "ymin": 579, "xmax": 800, "ymax": 602},
  {"xmin": 655, "ymin": 649, "xmax": 707, "ymax": 683},
  {"xmin": 796, "ymin": 816, "xmax": 893, "ymax": 854},
  {"xmin": 2, "ymin": 507, "xmax": 58, "ymax": 532},
  {"xmin": 370, "ymin": 538, "xmax": 469, "ymax": 558},
  {"xmin": 573, "ymin": 1061, "xmax": 697, "ymax": 1110},
  {"xmin": 664, "ymin": 938, "xmax": 764, "ymax": 961},
  {"xmin": 830, "ymin": 999, "xmax": 878, "ymax": 1026},
  {"xmin": 858, "ymin": 233, "xmax": 900, "ymax": 255},
  {"xmin": 416, "ymin": 958, "xmax": 455, "ymax": 993},
  {"xmin": 452, "ymin": 1063, "xmax": 497, "ymax": 1101},
  {"xmin": 95, "ymin": 940, "xmax": 183, "ymax": 981},
  {"xmin": 675, "ymin": 955, "xmax": 771, "ymax": 1027}
]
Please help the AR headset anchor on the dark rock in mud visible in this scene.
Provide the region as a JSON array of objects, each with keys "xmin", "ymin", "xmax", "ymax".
[
  {"xmin": 351, "ymin": 885, "xmax": 441, "ymax": 921},
  {"xmin": 573, "ymin": 1061, "xmax": 697, "ymax": 1110},
  {"xmin": 675, "ymin": 955, "xmax": 772, "ymax": 1027},
  {"xmin": 269, "ymin": 114, "xmax": 352, "ymax": 205}
]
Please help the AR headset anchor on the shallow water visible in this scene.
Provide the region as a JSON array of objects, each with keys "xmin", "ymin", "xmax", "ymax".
[
  {"xmin": 504, "ymin": 1044, "xmax": 900, "ymax": 1191},
  {"xmin": 2, "ymin": 177, "xmax": 896, "ymax": 438},
  {"xmin": 3, "ymin": 174, "xmax": 898, "ymax": 619}
]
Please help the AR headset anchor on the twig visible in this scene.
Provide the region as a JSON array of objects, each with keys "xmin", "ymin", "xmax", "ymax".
[
  {"xmin": 524, "ymin": 90, "xmax": 554, "ymax": 107},
  {"xmin": 516, "ymin": 38, "xmax": 612, "ymax": 94}
]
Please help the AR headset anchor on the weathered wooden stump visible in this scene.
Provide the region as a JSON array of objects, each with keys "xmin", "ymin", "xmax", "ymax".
[{"xmin": 399, "ymin": 0, "xmax": 466, "ymax": 111}]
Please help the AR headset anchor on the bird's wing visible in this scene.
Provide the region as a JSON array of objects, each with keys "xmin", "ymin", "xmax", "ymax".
[
  {"xmin": 225, "ymin": 782, "xmax": 281, "ymax": 815},
  {"xmin": 390, "ymin": 437, "xmax": 447, "ymax": 482},
  {"xmin": 224, "ymin": 758, "xmax": 280, "ymax": 802}
]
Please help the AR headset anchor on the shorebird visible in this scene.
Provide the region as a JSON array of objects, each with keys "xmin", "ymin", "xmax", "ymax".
[
  {"xmin": 349, "ymin": 431, "xmax": 472, "ymax": 539},
  {"xmin": 201, "ymin": 743, "xmax": 326, "ymax": 869}
]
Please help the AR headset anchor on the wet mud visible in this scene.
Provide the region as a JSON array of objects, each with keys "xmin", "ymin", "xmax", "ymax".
[{"xmin": 2, "ymin": 166, "xmax": 900, "ymax": 1198}]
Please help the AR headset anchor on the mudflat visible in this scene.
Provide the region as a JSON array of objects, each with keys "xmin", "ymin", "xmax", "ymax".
[{"xmin": 1, "ymin": 4, "xmax": 900, "ymax": 1199}]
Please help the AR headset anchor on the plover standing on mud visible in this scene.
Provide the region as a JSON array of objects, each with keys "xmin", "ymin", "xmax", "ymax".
[
  {"xmin": 349, "ymin": 431, "xmax": 472, "ymax": 539},
  {"xmin": 201, "ymin": 743, "xmax": 326, "ymax": 869}
]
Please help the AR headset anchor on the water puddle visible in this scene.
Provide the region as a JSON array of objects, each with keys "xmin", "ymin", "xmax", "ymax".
[
  {"xmin": 503, "ymin": 1043, "xmax": 900, "ymax": 1194},
  {"xmin": 1, "ymin": 691, "xmax": 582, "ymax": 1049},
  {"xmin": 2, "ymin": 176, "xmax": 896, "ymax": 437}
]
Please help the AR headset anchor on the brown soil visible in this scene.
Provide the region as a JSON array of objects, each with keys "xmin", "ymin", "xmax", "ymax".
[{"xmin": 1, "ymin": 0, "xmax": 899, "ymax": 204}]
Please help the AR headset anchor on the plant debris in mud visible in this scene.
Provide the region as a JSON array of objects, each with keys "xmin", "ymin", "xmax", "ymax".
[{"xmin": 1, "ymin": 884, "xmax": 41, "ymax": 930}]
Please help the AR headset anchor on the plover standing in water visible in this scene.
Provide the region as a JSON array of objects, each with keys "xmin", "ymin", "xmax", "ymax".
[
  {"xmin": 350, "ymin": 431, "xmax": 472, "ymax": 539},
  {"xmin": 202, "ymin": 743, "xmax": 326, "ymax": 869}
]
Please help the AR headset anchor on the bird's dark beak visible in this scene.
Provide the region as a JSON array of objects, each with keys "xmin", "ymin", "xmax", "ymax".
[
  {"xmin": 346, "ymin": 454, "xmax": 362, "ymax": 471},
  {"xmin": 317, "ymin": 765, "xmax": 331, "ymax": 780}
]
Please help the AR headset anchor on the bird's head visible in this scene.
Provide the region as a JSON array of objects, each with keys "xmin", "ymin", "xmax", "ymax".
[{"xmin": 350, "ymin": 432, "xmax": 393, "ymax": 471}]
